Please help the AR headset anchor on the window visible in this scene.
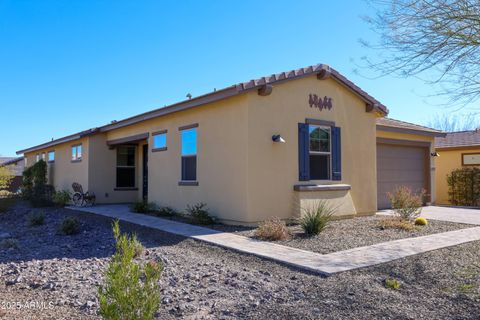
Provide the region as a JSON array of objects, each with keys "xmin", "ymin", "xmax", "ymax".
[
  {"xmin": 116, "ymin": 146, "xmax": 136, "ymax": 188},
  {"xmin": 152, "ymin": 131, "xmax": 167, "ymax": 151},
  {"xmin": 71, "ymin": 144, "xmax": 82, "ymax": 161},
  {"xmin": 36, "ymin": 154, "xmax": 40, "ymax": 162},
  {"xmin": 41, "ymin": 153, "xmax": 46, "ymax": 161},
  {"xmin": 308, "ymin": 125, "xmax": 331, "ymax": 180},
  {"xmin": 48, "ymin": 151, "xmax": 55, "ymax": 163},
  {"xmin": 181, "ymin": 128, "xmax": 197, "ymax": 181}
]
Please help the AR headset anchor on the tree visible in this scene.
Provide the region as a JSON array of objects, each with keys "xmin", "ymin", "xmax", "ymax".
[
  {"xmin": 427, "ymin": 112, "xmax": 480, "ymax": 131},
  {"xmin": 0, "ymin": 166, "xmax": 13, "ymax": 191},
  {"xmin": 362, "ymin": 0, "xmax": 480, "ymax": 105}
]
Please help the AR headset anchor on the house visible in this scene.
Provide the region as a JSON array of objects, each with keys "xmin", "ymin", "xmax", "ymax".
[
  {"xmin": 0, "ymin": 156, "xmax": 25, "ymax": 192},
  {"xmin": 16, "ymin": 63, "xmax": 444, "ymax": 224},
  {"xmin": 434, "ymin": 129, "xmax": 480, "ymax": 204}
]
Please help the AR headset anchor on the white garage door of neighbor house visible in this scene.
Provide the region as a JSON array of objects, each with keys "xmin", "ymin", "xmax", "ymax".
[{"xmin": 377, "ymin": 143, "xmax": 428, "ymax": 209}]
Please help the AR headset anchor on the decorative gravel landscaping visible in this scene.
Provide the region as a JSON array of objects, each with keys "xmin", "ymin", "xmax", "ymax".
[
  {"xmin": 1, "ymin": 204, "xmax": 479, "ymax": 319},
  {"xmin": 213, "ymin": 215, "xmax": 474, "ymax": 254}
]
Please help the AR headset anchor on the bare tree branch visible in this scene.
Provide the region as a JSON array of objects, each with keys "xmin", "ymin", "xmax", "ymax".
[{"xmin": 362, "ymin": 0, "xmax": 480, "ymax": 106}]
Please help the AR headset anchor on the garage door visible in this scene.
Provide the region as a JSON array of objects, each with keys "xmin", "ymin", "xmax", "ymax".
[{"xmin": 377, "ymin": 143, "xmax": 429, "ymax": 209}]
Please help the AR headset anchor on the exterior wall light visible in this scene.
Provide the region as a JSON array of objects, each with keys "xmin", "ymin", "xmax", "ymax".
[
  {"xmin": 430, "ymin": 152, "xmax": 440, "ymax": 157},
  {"xmin": 272, "ymin": 135, "xmax": 285, "ymax": 143}
]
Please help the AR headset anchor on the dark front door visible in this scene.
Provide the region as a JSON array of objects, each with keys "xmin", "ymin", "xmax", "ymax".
[{"xmin": 142, "ymin": 144, "xmax": 148, "ymax": 200}]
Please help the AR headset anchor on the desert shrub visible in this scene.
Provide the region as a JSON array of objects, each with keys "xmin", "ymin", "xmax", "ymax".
[
  {"xmin": 414, "ymin": 217, "xmax": 428, "ymax": 226},
  {"xmin": 186, "ymin": 203, "xmax": 215, "ymax": 225},
  {"xmin": 0, "ymin": 192, "xmax": 16, "ymax": 213},
  {"xmin": 378, "ymin": 218, "xmax": 416, "ymax": 231},
  {"xmin": 132, "ymin": 235, "xmax": 145, "ymax": 258},
  {"xmin": 152, "ymin": 206, "xmax": 179, "ymax": 217},
  {"xmin": 98, "ymin": 220, "xmax": 162, "ymax": 320},
  {"xmin": 0, "ymin": 238, "xmax": 19, "ymax": 250},
  {"xmin": 52, "ymin": 190, "xmax": 71, "ymax": 207},
  {"xmin": 59, "ymin": 217, "xmax": 80, "ymax": 235},
  {"xmin": 0, "ymin": 166, "xmax": 13, "ymax": 190},
  {"xmin": 28, "ymin": 211, "xmax": 45, "ymax": 226},
  {"xmin": 387, "ymin": 186, "xmax": 425, "ymax": 221},
  {"xmin": 255, "ymin": 217, "xmax": 290, "ymax": 241},
  {"xmin": 299, "ymin": 201, "xmax": 335, "ymax": 235},
  {"xmin": 447, "ymin": 167, "xmax": 480, "ymax": 206},
  {"xmin": 385, "ymin": 278, "xmax": 401, "ymax": 289},
  {"xmin": 130, "ymin": 201, "xmax": 157, "ymax": 213}
]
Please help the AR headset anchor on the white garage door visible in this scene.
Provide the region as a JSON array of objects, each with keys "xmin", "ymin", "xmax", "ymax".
[{"xmin": 377, "ymin": 143, "xmax": 429, "ymax": 209}]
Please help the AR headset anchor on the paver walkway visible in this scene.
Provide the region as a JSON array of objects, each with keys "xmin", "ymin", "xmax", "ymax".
[
  {"xmin": 68, "ymin": 204, "xmax": 480, "ymax": 276},
  {"xmin": 379, "ymin": 205, "xmax": 480, "ymax": 225}
]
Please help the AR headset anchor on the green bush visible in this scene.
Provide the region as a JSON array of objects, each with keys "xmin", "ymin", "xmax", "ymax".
[
  {"xmin": 22, "ymin": 160, "xmax": 53, "ymax": 207},
  {"xmin": 299, "ymin": 201, "xmax": 335, "ymax": 235},
  {"xmin": 387, "ymin": 186, "xmax": 425, "ymax": 221},
  {"xmin": 28, "ymin": 211, "xmax": 45, "ymax": 226},
  {"xmin": 385, "ymin": 278, "xmax": 401, "ymax": 289},
  {"xmin": 99, "ymin": 220, "xmax": 162, "ymax": 320},
  {"xmin": 59, "ymin": 217, "xmax": 80, "ymax": 235},
  {"xmin": 255, "ymin": 217, "xmax": 291, "ymax": 241},
  {"xmin": 152, "ymin": 206, "xmax": 179, "ymax": 217},
  {"xmin": 130, "ymin": 201, "xmax": 157, "ymax": 213},
  {"xmin": 447, "ymin": 167, "xmax": 480, "ymax": 206},
  {"xmin": 52, "ymin": 190, "xmax": 71, "ymax": 207},
  {"xmin": 186, "ymin": 202, "xmax": 215, "ymax": 225},
  {"xmin": 0, "ymin": 166, "xmax": 13, "ymax": 190}
]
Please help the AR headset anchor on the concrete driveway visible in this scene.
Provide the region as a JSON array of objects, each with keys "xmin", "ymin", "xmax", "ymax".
[{"xmin": 381, "ymin": 206, "xmax": 480, "ymax": 225}]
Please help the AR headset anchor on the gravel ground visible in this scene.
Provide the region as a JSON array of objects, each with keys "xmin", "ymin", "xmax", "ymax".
[
  {"xmin": 0, "ymin": 204, "xmax": 479, "ymax": 319},
  {"xmin": 213, "ymin": 215, "xmax": 474, "ymax": 254}
]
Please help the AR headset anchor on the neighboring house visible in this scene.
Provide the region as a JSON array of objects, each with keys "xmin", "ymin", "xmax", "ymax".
[
  {"xmin": 0, "ymin": 156, "xmax": 25, "ymax": 192},
  {"xmin": 434, "ymin": 129, "xmax": 480, "ymax": 204},
  {"xmin": 16, "ymin": 63, "xmax": 444, "ymax": 224}
]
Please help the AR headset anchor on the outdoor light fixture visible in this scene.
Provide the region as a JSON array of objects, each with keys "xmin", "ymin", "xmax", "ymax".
[
  {"xmin": 431, "ymin": 152, "xmax": 440, "ymax": 157},
  {"xmin": 272, "ymin": 135, "xmax": 285, "ymax": 143}
]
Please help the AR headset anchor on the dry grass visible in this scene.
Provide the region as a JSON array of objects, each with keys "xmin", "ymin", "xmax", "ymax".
[
  {"xmin": 255, "ymin": 217, "xmax": 291, "ymax": 241},
  {"xmin": 378, "ymin": 218, "xmax": 417, "ymax": 231}
]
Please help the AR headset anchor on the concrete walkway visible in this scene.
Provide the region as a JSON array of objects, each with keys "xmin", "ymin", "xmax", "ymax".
[
  {"xmin": 379, "ymin": 205, "xmax": 480, "ymax": 225},
  {"xmin": 68, "ymin": 204, "xmax": 480, "ymax": 276}
]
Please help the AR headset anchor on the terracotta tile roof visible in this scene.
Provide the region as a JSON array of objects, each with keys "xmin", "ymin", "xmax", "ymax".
[
  {"xmin": 17, "ymin": 63, "xmax": 388, "ymax": 155},
  {"xmin": 435, "ymin": 130, "xmax": 480, "ymax": 149},
  {"xmin": 377, "ymin": 117, "xmax": 442, "ymax": 134}
]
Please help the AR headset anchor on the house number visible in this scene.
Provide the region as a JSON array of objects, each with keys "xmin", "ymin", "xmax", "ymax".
[{"xmin": 309, "ymin": 94, "xmax": 333, "ymax": 111}]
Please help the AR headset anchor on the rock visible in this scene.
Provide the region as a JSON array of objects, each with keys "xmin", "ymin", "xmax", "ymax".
[{"xmin": 0, "ymin": 232, "xmax": 11, "ymax": 239}]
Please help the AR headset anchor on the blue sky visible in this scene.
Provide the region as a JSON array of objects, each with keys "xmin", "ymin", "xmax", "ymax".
[{"xmin": 0, "ymin": 0, "xmax": 470, "ymax": 156}]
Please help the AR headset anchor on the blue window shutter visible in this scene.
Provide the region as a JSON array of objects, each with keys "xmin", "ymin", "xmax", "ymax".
[
  {"xmin": 332, "ymin": 126, "xmax": 342, "ymax": 181},
  {"xmin": 298, "ymin": 123, "xmax": 310, "ymax": 181}
]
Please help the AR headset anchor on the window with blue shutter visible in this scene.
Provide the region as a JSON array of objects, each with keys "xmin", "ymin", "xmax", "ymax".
[
  {"xmin": 298, "ymin": 122, "xmax": 341, "ymax": 181},
  {"xmin": 331, "ymin": 126, "xmax": 342, "ymax": 180},
  {"xmin": 298, "ymin": 123, "xmax": 310, "ymax": 181}
]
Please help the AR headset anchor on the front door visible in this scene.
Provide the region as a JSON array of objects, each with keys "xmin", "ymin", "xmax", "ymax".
[{"xmin": 142, "ymin": 144, "xmax": 148, "ymax": 200}]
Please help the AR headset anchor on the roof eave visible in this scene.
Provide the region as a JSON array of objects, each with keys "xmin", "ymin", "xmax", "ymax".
[{"xmin": 376, "ymin": 124, "xmax": 446, "ymax": 137}]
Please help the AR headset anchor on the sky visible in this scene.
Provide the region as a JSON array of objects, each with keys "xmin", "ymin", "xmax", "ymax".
[{"xmin": 0, "ymin": 0, "xmax": 474, "ymax": 156}]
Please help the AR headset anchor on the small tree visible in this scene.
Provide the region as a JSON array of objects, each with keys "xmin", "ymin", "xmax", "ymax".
[
  {"xmin": 98, "ymin": 220, "xmax": 162, "ymax": 320},
  {"xmin": 22, "ymin": 160, "xmax": 52, "ymax": 206},
  {"xmin": 387, "ymin": 186, "xmax": 425, "ymax": 221},
  {"xmin": 0, "ymin": 166, "xmax": 13, "ymax": 191}
]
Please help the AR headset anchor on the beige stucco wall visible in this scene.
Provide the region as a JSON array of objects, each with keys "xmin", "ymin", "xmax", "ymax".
[
  {"xmin": 434, "ymin": 147, "xmax": 480, "ymax": 204},
  {"xmin": 87, "ymin": 134, "xmax": 139, "ymax": 203},
  {"xmin": 103, "ymin": 94, "xmax": 250, "ymax": 221},
  {"xmin": 24, "ymin": 137, "xmax": 89, "ymax": 193},
  {"xmin": 245, "ymin": 76, "xmax": 379, "ymax": 222}
]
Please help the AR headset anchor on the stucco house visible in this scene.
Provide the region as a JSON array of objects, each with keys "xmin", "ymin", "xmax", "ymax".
[
  {"xmin": 434, "ymin": 129, "xmax": 480, "ymax": 204},
  {"xmin": 16, "ymin": 64, "xmax": 445, "ymax": 224}
]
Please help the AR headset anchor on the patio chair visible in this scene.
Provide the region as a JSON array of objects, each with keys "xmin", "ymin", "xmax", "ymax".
[{"xmin": 71, "ymin": 182, "xmax": 96, "ymax": 207}]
